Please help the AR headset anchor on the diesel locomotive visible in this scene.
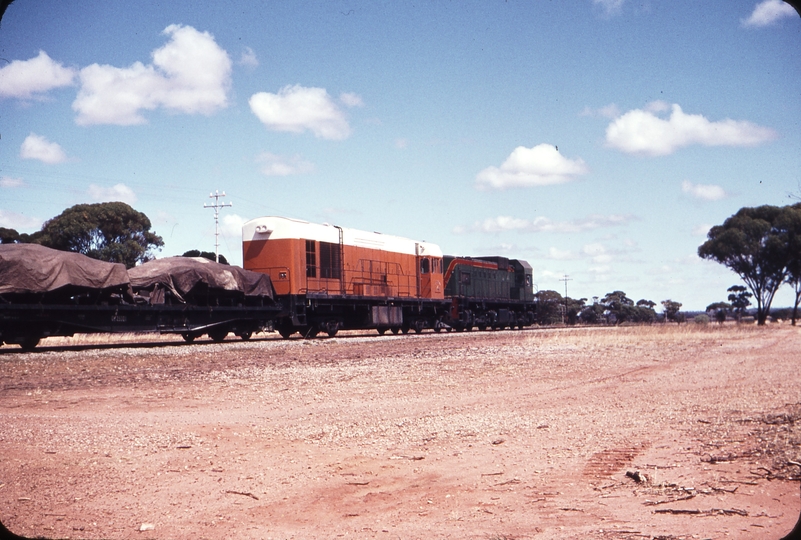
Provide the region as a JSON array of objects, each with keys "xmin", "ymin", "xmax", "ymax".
[{"xmin": 242, "ymin": 216, "xmax": 535, "ymax": 337}]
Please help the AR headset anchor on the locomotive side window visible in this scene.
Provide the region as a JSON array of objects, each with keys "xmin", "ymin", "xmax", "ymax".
[
  {"xmin": 460, "ymin": 271, "xmax": 471, "ymax": 285},
  {"xmin": 319, "ymin": 242, "xmax": 341, "ymax": 279},
  {"xmin": 526, "ymin": 274, "xmax": 532, "ymax": 287},
  {"xmin": 420, "ymin": 258, "xmax": 430, "ymax": 274},
  {"xmin": 306, "ymin": 240, "xmax": 317, "ymax": 278}
]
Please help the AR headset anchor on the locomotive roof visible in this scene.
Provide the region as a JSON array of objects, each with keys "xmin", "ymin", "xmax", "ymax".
[{"xmin": 243, "ymin": 216, "xmax": 443, "ymax": 258}]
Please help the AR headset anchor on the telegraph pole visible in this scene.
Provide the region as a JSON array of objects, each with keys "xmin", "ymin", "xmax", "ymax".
[
  {"xmin": 203, "ymin": 190, "xmax": 232, "ymax": 263},
  {"xmin": 559, "ymin": 274, "xmax": 572, "ymax": 324}
]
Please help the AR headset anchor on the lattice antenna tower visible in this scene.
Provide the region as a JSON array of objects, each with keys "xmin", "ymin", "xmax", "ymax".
[{"xmin": 203, "ymin": 190, "xmax": 233, "ymax": 263}]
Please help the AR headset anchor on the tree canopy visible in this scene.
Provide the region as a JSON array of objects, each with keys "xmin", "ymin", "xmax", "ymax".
[
  {"xmin": 31, "ymin": 202, "xmax": 163, "ymax": 268},
  {"xmin": 0, "ymin": 227, "xmax": 23, "ymax": 244},
  {"xmin": 182, "ymin": 250, "xmax": 229, "ymax": 265},
  {"xmin": 781, "ymin": 203, "xmax": 801, "ymax": 324},
  {"xmin": 661, "ymin": 299, "xmax": 683, "ymax": 323},
  {"xmin": 534, "ymin": 290, "xmax": 564, "ymax": 325},
  {"xmin": 698, "ymin": 204, "xmax": 801, "ymax": 325}
]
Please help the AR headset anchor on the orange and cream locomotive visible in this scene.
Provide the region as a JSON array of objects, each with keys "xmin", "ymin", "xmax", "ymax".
[{"xmin": 243, "ymin": 216, "xmax": 448, "ymax": 337}]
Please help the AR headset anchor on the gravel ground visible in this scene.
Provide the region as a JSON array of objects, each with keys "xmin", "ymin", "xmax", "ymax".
[{"xmin": 0, "ymin": 324, "xmax": 800, "ymax": 539}]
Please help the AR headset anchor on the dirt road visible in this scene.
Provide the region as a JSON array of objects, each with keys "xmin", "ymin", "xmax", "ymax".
[{"xmin": 1, "ymin": 325, "xmax": 799, "ymax": 539}]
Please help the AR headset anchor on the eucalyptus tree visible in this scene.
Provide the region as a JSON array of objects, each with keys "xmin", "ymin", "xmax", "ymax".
[
  {"xmin": 32, "ymin": 202, "xmax": 163, "ymax": 268},
  {"xmin": 698, "ymin": 205, "xmax": 798, "ymax": 325}
]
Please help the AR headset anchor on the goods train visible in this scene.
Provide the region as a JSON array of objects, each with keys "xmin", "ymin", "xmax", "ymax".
[{"xmin": 0, "ymin": 216, "xmax": 536, "ymax": 349}]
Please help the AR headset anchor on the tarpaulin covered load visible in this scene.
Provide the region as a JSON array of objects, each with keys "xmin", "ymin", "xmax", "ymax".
[
  {"xmin": 128, "ymin": 257, "xmax": 274, "ymax": 305},
  {"xmin": 0, "ymin": 244, "xmax": 130, "ymax": 301}
]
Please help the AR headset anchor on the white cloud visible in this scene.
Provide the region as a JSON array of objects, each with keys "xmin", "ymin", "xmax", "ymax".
[
  {"xmin": 256, "ymin": 152, "xmax": 315, "ymax": 176},
  {"xmin": 585, "ymin": 265, "xmax": 613, "ymax": 283},
  {"xmin": 742, "ymin": 0, "xmax": 797, "ymax": 27},
  {"xmin": 692, "ymin": 223, "xmax": 713, "ymax": 237},
  {"xmin": 20, "ymin": 133, "xmax": 68, "ymax": 164},
  {"xmin": 593, "ymin": 0, "xmax": 625, "ymax": 16},
  {"xmin": 456, "ymin": 214, "xmax": 632, "ymax": 234},
  {"xmin": 605, "ymin": 103, "xmax": 777, "ymax": 156},
  {"xmin": 681, "ymin": 180, "xmax": 727, "ymax": 201},
  {"xmin": 0, "ymin": 176, "xmax": 25, "ymax": 188},
  {"xmin": 238, "ymin": 47, "xmax": 259, "ymax": 68},
  {"xmin": 475, "ymin": 144, "xmax": 589, "ymax": 190},
  {"xmin": 249, "ymin": 85, "xmax": 352, "ymax": 140},
  {"xmin": 580, "ymin": 103, "xmax": 620, "ymax": 119},
  {"xmin": 222, "ymin": 214, "xmax": 246, "ymax": 238},
  {"xmin": 0, "ymin": 209, "xmax": 41, "ymax": 230},
  {"xmin": 87, "ymin": 183, "xmax": 137, "ymax": 204},
  {"xmin": 73, "ymin": 24, "xmax": 232, "ymax": 125},
  {"xmin": 339, "ymin": 92, "xmax": 364, "ymax": 108},
  {"xmin": 582, "ymin": 243, "xmax": 612, "ymax": 264},
  {"xmin": 546, "ymin": 247, "xmax": 577, "ymax": 260},
  {"xmin": 0, "ymin": 51, "xmax": 76, "ymax": 99}
]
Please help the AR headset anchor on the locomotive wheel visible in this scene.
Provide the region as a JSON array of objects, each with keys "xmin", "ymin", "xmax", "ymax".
[
  {"xmin": 401, "ymin": 326, "xmax": 410, "ymax": 334},
  {"xmin": 238, "ymin": 331, "xmax": 252, "ymax": 340},
  {"xmin": 391, "ymin": 327, "xmax": 400, "ymax": 335},
  {"xmin": 304, "ymin": 326, "xmax": 319, "ymax": 339},
  {"xmin": 19, "ymin": 336, "xmax": 40, "ymax": 351},
  {"xmin": 209, "ymin": 329, "xmax": 228, "ymax": 342},
  {"xmin": 278, "ymin": 327, "xmax": 294, "ymax": 339},
  {"xmin": 477, "ymin": 324, "xmax": 487, "ymax": 331},
  {"xmin": 377, "ymin": 327, "xmax": 387, "ymax": 335},
  {"xmin": 434, "ymin": 326, "xmax": 441, "ymax": 333}
]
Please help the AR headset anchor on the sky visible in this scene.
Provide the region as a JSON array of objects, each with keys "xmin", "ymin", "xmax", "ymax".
[{"xmin": 1, "ymin": 0, "xmax": 799, "ymax": 311}]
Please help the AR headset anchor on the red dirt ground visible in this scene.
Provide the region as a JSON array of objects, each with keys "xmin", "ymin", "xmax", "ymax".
[{"xmin": 1, "ymin": 324, "xmax": 800, "ymax": 539}]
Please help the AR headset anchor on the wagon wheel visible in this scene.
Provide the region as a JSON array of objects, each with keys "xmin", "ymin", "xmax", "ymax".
[
  {"xmin": 238, "ymin": 331, "xmax": 252, "ymax": 341},
  {"xmin": 209, "ymin": 329, "xmax": 228, "ymax": 342},
  {"xmin": 181, "ymin": 333, "xmax": 196, "ymax": 343},
  {"xmin": 377, "ymin": 327, "xmax": 387, "ymax": 335},
  {"xmin": 391, "ymin": 327, "xmax": 400, "ymax": 335}
]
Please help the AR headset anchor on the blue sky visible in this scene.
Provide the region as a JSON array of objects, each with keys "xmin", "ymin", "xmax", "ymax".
[{"xmin": 1, "ymin": 0, "xmax": 799, "ymax": 310}]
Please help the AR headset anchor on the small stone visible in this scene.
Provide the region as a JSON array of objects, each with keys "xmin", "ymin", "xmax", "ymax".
[{"xmin": 139, "ymin": 523, "xmax": 155, "ymax": 532}]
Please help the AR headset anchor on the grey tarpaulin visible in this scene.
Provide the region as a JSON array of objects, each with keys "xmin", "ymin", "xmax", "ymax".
[
  {"xmin": 0, "ymin": 244, "xmax": 130, "ymax": 295},
  {"xmin": 127, "ymin": 257, "xmax": 274, "ymax": 304}
]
